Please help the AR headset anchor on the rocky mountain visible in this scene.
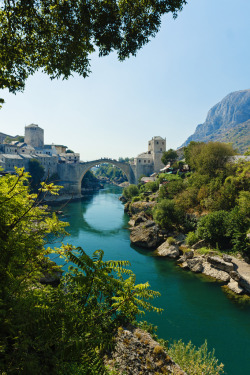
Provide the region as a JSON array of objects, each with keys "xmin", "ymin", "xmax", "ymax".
[{"xmin": 182, "ymin": 89, "xmax": 250, "ymax": 153}]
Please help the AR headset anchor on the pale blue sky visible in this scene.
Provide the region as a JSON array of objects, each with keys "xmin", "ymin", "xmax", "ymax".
[{"xmin": 1, "ymin": 0, "xmax": 250, "ymax": 160}]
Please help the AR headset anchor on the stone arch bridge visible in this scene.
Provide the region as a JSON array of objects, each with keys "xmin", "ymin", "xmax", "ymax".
[{"xmin": 57, "ymin": 158, "xmax": 135, "ymax": 197}]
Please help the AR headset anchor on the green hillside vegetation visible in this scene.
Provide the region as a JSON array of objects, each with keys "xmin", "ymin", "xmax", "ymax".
[{"xmin": 123, "ymin": 142, "xmax": 250, "ymax": 257}]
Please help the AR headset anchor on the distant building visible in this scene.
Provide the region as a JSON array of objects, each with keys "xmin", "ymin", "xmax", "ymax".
[
  {"xmin": 0, "ymin": 124, "xmax": 80, "ymax": 176},
  {"xmin": 25, "ymin": 124, "xmax": 44, "ymax": 148},
  {"xmin": 130, "ymin": 136, "xmax": 166, "ymax": 183}
]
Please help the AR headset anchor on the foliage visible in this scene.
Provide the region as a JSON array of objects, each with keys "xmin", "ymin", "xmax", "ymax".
[
  {"xmin": 184, "ymin": 142, "xmax": 235, "ymax": 177},
  {"xmin": 4, "ymin": 135, "xmax": 24, "ymax": 143},
  {"xmin": 153, "ymin": 199, "xmax": 184, "ymax": 230},
  {"xmin": 28, "ymin": 158, "xmax": 45, "ymax": 192},
  {"xmin": 168, "ymin": 340, "xmax": 224, "ymax": 375},
  {"xmin": 81, "ymin": 170, "xmax": 100, "ymax": 188},
  {"xmin": 66, "ymin": 149, "xmax": 74, "ymax": 153},
  {"xmin": 95, "ymin": 163, "xmax": 128, "ymax": 182},
  {"xmin": 186, "ymin": 231, "xmax": 199, "ymax": 246},
  {"xmin": 196, "ymin": 209, "xmax": 250, "ymax": 253},
  {"xmin": 123, "ymin": 184, "xmax": 139, "ymax": 200},
  {"xmin": 0, "ymin": 169, "xmax": 162, "ymax": 374},
  {"xmin": 161, "ymin": 148, "xmax": 178, "ymax": 165},
  {"xmin": 0, "ymin": 0, "xmax": 187, "ymax": 93},
  {"xmin": 139, "ymin": 180, "xmax": 159, "ymax": 193}
]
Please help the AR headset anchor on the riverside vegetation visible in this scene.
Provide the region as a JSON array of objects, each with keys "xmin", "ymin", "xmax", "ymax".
[
  {"xmin": 122, "ymin": 142, "xmax": 250, "ymax": 295},
  {"xmin": 0, "ymin": 167, "xmax": 225, "ymax": 375}
]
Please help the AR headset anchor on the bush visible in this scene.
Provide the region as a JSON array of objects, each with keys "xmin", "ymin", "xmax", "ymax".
[
  {"xmin": 196, "ymin": 211, "xmax": 230, "ymax": 249},
  {"xmin": 186, "ymin": 231, "xmax": 199, "ymax": 246},
  {"xmin": 123, "ymin": 184, "xmax": 139, "ymax": 200},
  {"xmin": 153, "ymin": 199, "xmax": 184, "ymax": 230},
  {"xmin": 168, "ymin": 340, "xmax": 224, "ymax": 375},
  {"xmin": 132, "ymin": 196, "xmax": 140, "ymax": 203}
]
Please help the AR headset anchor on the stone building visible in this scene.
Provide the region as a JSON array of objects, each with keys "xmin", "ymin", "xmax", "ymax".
[
  {"xmin": 0, "ymin": 124, "xmax": 78, "ymax": 177},
  {"xmin": 25, "ymin": 124, "xmax": 44, "ymax": 148},
  {"xmin": 130, "ymin": 136, "xmax": 166, "ymax": 183}
]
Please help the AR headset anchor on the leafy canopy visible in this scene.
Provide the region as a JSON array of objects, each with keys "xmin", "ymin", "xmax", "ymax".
[
  {"xmin": 161, "ymin": 148, "xmax": 178, "ymax": 165},
  {"xmin": 0, "ymin": 168, "xmax": 162, "ymax": 374},
  {"xmin": 0, "ymin": 0, "xmax": 186, "ymax": 93}
]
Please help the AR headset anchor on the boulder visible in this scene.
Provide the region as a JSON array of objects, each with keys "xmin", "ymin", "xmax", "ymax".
[
  {"xmin": 155, "ymin": 241, "xmax": 180, "ymax": 258},
  {"xmin": 202, "ymin": 262, "xmax": 230, "ymax": 282},
  {"xmin": 177, "ymin": 250, "xmax": 194, "ymax": 264},
  {"xmin": 130, "ymin": 221, "xmax": 161, "ymax": 249},
  {"xmin": 229, "ymin": 270, "xmax": 241, "ymax": 282},
  {"xmin": 128, "ymin": 218, "xmax": 136, "ymax": 227},
  {"xmin": 186, "ymin": 257, "xmax": 204, "ymax": 273},
  {"xmin": 222, "ymin": 254, "xmax": 233, "ymax": 263},
  {"xmin": 207, "ymin": 256, "xmax": 234, "ymax": 273},
  {"xmin": 238, "ymin": 275, "xmax": 250, "ymax": 294},
  {"xmin": 227, "ymin": 279, "xmax": 244, "ymax": 294}
]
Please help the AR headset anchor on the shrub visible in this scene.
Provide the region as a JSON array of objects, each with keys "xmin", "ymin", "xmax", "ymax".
[
  {"xmin": 196, "ymin": 211, "xmax": 230, "ymax": 249},
  {"xmin": 132, "ymin": 196, "xmax": 140, "ymax": 203},
  {"xmin": 186, "ymin": 231, "xmax": 199, "ymax": 246},
  {"xmin": 168, "ymin": 340, "xmax": 224, "ymax": 375},
  {"xmin": 153, "ymin": 199, "xmax": 184, "ymax": 230},
  {"xmin": 167, "ymin": 237, "xmax": 176, "ymax": 245},
  {"xmin": 123, "ymin": 184, "xmax": 139, "ymax": 200}
]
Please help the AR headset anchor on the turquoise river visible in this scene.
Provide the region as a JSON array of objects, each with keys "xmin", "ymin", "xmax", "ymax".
[{"xmin": 51, "ymin": 184, "xmax": 250, "ymax": 375}]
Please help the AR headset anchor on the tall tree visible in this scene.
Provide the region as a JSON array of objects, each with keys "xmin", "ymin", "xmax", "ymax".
[
  {"xmin": 0, "ymin": 0, "xmax": 187, "ymax": 93},
  {"xmin": 161, "ymin": 148, "xmax": 178, "ymax": 165}
]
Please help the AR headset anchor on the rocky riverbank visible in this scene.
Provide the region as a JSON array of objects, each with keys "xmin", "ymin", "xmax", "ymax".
[
  {"xmin": 105, "ymin": 326, "xmax": 187, "ymax": 375},
  {"xmin": 125, "ymin": 201, "xmax": 250, "ymax": 297}
]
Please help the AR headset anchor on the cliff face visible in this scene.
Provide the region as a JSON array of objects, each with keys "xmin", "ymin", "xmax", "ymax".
[{"xmin": 182, "ymin": 89, "xmax": 250, "ymax": 153}]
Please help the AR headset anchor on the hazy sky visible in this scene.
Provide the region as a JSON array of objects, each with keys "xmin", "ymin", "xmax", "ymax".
[{"xmin": 1, "ymin": 0, "xmax": 250, "ymax": 160}]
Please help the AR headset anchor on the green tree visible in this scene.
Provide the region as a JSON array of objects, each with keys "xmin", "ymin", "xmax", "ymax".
[
  {"xmin": 0, "ymin": 0, "xmax": 187, "ymax": 93},
  {"xmin": 184, "ymin": 142, "xmax": 235, "ymax": 177},
  {"xmin": 123, "ymin": 184, "xmax": 139, "ymax": 200},
  {"xmin": 28, "ymin": 158, "xmax": 45, "ymax": 191},
  {"xmin": 153, "ymin": 199, "xmax": 184, "ymax": 230},
  {"xmin": 161, "ymin": 148, "xmax": 178, "ymax": 165},
  {"xmin": 0, "ymin": 169, "xmax": 162, "ymax": 374}
]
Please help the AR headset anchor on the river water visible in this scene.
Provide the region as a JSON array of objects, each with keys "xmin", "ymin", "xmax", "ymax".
[{"xmin": 52, "ymin": 184, "xmax": 250, "ymax": 375}]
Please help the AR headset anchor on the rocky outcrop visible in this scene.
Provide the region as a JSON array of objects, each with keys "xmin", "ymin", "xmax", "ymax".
[
  {"xmin": 227, "ymin": 279, "xmax": 244, "ymax": 294},
  {"xmin": 181, "ymin": 89, "xmax": 250, "ymax": 153},
  {"xmin": 202, "ymin": 262, "xmax": 230, "ymax": 282},
  {"xmin": 130, "ymin": 221, "xmax": 162, "ymax": 249},
  {"xmin": 155, "ymin": 241, "xmax": 180, "ymax": 258},
  {"xmin": 105, "ymin": 326, "xmax": 187, "ymax": 375},
  {"xmin": 178, "ymin": 252, "xmax": 250, "ymax": 294},
  {"xmin": 207, "ymin": 256, "xmax": 234, "ymax": 273}
]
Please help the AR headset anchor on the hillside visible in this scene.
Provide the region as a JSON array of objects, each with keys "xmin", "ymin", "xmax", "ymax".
[{"xmin": 182, "ymin": 89, "xmax": 250, "ymax": 153}]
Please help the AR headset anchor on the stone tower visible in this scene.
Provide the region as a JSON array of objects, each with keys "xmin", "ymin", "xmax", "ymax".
[
  {"xmin": 25, "ymin": 124, "xmax": 44, "ymax": 148},
  {"xmin": 148, "ymin": 136, "xmax": 166, "ymax": 172}
]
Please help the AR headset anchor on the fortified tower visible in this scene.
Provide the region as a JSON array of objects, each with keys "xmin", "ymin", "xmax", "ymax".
[
  {"xmin": 25, "ymin": 124, "xmax": 44, "ymax": 148},
  {"xmin": 148, "ymin": 136, "xmax": 166, "ymax": 172}
]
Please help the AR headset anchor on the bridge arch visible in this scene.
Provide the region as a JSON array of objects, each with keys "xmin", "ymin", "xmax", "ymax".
[{"xmin": 78, "ymin": 158, "xmax": 133, "ymax": 193}]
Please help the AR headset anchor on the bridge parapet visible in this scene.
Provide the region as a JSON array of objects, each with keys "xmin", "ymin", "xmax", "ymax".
[{"xmin": 57, "ymin": 158, "xmax": 135, "ymax": 197}]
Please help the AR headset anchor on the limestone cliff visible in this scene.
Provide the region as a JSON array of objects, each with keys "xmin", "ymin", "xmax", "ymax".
[{"xmin": 182, "ymin": 89, "xmax": 250, "ymax": 153}]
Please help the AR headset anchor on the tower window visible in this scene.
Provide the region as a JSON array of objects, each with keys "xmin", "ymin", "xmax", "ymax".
[{"xmin": 156, "ymin": 141, "xmax": 159, "ymax": 144}]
